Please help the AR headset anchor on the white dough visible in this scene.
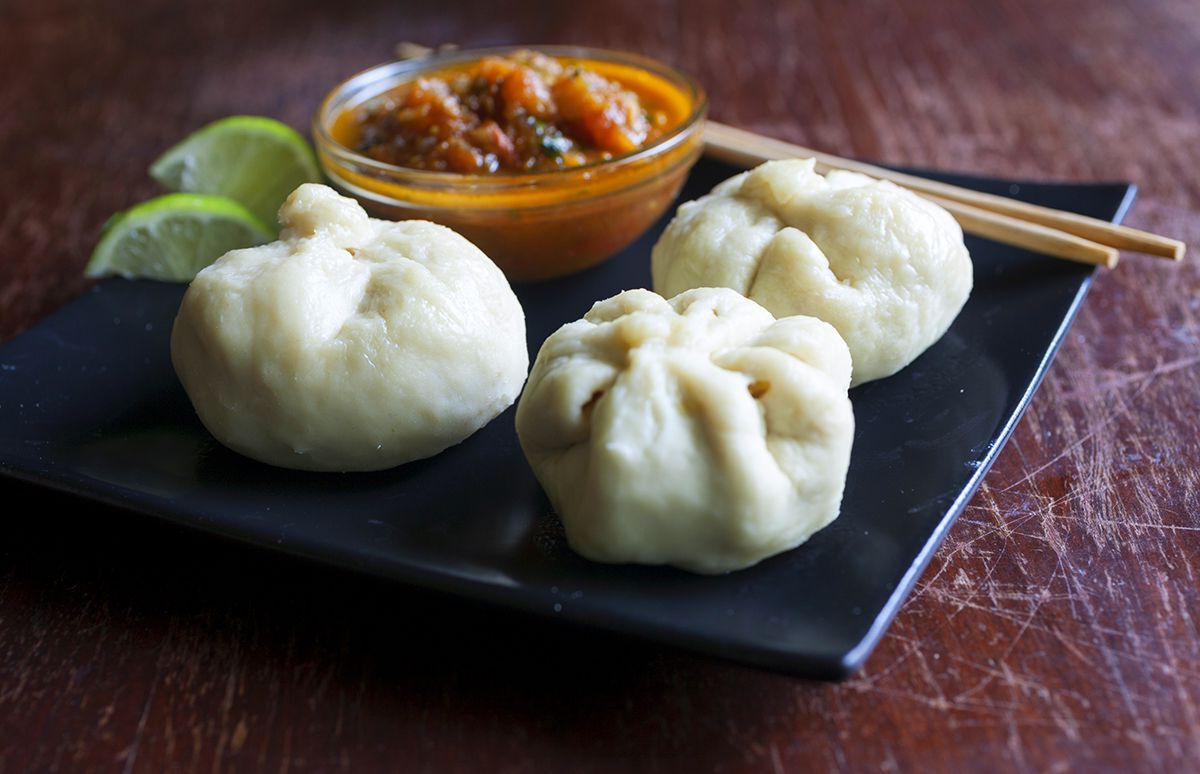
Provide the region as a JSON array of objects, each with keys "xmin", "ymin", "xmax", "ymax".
[
  {"xmin": 651, "ymin": 159, "xmax": 973, "ymax": 385},
  {"xmin": 516, "ymin": 287, "xmax": 854, "ymax": 574},
  {"xmin": 171, "ymin": 184, "xmax": 528, "ymax": 472}
]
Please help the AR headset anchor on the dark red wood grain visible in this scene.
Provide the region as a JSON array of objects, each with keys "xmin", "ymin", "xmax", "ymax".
[{"xmin": 2, "ymin": 0, "xmax": 1198, "ymax": 770}]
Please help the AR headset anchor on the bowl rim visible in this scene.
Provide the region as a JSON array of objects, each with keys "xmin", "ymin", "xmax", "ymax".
[{"xmin": 313, "ymin": 44, "xmax": 708, "ymax": 188}]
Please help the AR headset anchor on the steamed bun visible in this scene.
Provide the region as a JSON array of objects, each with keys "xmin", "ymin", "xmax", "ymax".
[
  {"xmin": 516, "ymin": 287, "xmax": 854, "ymax": 574},
  {"xmin": 171, "ymin": 184, "xmax": 528, "ymax": 471},
  {"xmin": 652, "ymin": 159, "xmax": 972, "ymax": 385}
]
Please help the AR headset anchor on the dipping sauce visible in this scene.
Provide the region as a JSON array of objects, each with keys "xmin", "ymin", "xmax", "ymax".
[
  {"xmin": 347, "ymin": 50, "xmax": 682, "ymax": 174},
  {"xmin": 316, "ymin": 46, "xmax": 706, "ymax": 280}
]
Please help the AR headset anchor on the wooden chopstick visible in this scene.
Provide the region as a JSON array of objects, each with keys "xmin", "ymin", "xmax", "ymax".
[
  {"xmin": 921, "ymin": 192, "xmax": 1118, "ymax": 269},
  {"xmin": 702, "ymin": 121, "xmax": 1185, "ymax": 267}
]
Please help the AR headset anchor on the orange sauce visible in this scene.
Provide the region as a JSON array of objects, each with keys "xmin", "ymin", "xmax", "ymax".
[
  {"xmin": 332, "ymin": 51, "xmax": 692, "ymax": 175},
  {"xmin": 319, "ymin": 50, "xmax": 704, "ymax": 280}
]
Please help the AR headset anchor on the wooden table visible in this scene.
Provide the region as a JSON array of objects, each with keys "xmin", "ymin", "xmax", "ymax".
[{"xmin": 2, "ymin": 1, "xmax": 1197, "ymax": 770}]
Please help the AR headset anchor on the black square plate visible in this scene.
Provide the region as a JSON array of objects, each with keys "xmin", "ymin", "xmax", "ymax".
[{"xmin": 0, "ymin": 157, "xmax": 1134, "ymax": 679}]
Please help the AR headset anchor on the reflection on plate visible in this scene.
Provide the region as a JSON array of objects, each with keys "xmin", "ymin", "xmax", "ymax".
[{"xmin": 0, "ymin": 158, "xmax": 1134, "ymax": 679}]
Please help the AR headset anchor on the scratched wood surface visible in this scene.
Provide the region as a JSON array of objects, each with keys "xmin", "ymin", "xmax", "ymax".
[{"xmin": 1, "ymin": 0, "xmax": 1198, "ymax": 771}]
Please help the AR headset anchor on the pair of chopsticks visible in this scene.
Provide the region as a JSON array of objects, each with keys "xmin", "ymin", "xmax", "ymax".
[{"xmin": 702, "ymin": 121, "xmax": 1186, "ymax": 269}]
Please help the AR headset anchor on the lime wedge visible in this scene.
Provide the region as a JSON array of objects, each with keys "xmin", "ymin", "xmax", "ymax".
[
  {"xmin": 85, "ymin": 194, "xmax": 273, "ymax": 282},
  {"xmin": 149, "ymin": 116, "xmax": 321, "ymax": 229}
]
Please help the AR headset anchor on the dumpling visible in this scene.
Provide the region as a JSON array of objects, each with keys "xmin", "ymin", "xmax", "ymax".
[
  {"xmin": 171, "ymin": 184, "xmax": 528, "ymax": 472},
  {"xmin": 515, "ymin": 287, "xmax": 854, "ymax": 574},
  {"xmin": 652, "ymin": 159, "xmax": 972, "ymax": 385}
]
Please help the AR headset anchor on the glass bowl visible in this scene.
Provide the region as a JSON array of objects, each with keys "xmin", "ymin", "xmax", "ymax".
[{"xmin": 313, "ymin": 46, "xmax": 707, "ymax": 281}]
